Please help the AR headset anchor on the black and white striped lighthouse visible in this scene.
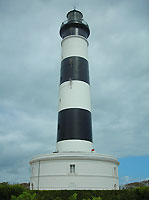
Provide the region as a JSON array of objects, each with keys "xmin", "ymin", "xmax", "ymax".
[
  {"xmin": 56, "ymin": 10, "xmax": 93, "ymax": 152},
  {"xmin": 30, "ymin": 10, "xmax": 119, "ymax": 190}
]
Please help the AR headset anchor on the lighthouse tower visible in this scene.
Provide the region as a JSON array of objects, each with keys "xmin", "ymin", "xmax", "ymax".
[
  {"xmin": 57, "ymin": 10, "xmax": 92, "ymax": 153},
  {"xmin": 30, "ymin": 10, "xmax": 119, "ymax": 190}
]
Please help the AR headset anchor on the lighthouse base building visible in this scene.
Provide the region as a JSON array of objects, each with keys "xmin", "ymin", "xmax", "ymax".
[
  {"xmin": 30, "ymin": 9, "xmax": 119, "ymax": 190},
  {"xmin": 30, "ymin": 152, "xmax": 119, "ymax": 190}
]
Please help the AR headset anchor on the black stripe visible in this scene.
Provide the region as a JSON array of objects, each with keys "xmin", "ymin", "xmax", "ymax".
[
  {"xmin": 57, "ymin": 108, "xmax": 92, "ymax": 142},
  {"xmin": 60, "ymin": 56, "xmax": 90, "ymax": 84},
  {"xmin": 60, "ymin": 25, "xmax": 89, "ymax": 39}
]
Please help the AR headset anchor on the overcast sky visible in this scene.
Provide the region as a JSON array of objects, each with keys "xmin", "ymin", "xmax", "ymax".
[{"xmin": 0, "ymin": 0, "xmax": 148, "ymax": 185}]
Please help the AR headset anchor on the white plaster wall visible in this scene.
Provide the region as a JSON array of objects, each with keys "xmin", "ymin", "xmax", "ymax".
[
  {"xmin": 58, "ymin": 81, "xmax": 91, "ymax": 112},
  {"xmin": 33, "ymin": 176, "xmax": 119, "ymax": 190},
  {"xmin": 30, "ymin": 153, "xmax": 119, "ymax": 190},
  {"xmin": 56, "ymin": 140, "xmax": 93, "ymax": 152},
  {"xmin": 61, "ymin": 35, "xmax": 88, "ymax": 60}
]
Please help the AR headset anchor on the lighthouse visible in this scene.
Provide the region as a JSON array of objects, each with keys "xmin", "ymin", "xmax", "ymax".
[
  {"xmin": 57, "ymin": 10, "xmax": 93, "ymax": 153},
  {"xmin": 30, "ymin": 10, "xmax": 119, "ymax": 190}
]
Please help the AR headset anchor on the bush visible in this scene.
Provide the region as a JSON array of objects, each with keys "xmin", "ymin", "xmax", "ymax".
[
  {"xmin": 11, "ymin": 191, "xmax": 37, "ymax": 200},
  {"xmin": 68, "ymin": 193, "xmax": 77, "ymax": 200},
  {"xmin": 0, "ymin": 183, "xmax": 26, "ymax": 200},
  {"xmin": 0, "ymin": 183, "xmax": 149, "ymax": 200}
]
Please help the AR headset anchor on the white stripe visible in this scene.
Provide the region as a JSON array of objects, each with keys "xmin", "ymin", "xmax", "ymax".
[
  {"xmin": 56, "ymin": 140, "xmax": 93, "ymax": 152},
  {"xmin": 58, "ymin": 80, "xmax": 91, "ymax": 112},
  {"xmin": 61, "ymin": 35, "xmax": 88, "ymax": 60}
]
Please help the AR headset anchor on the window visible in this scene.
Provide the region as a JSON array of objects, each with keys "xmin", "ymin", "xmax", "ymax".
[{"xmin": 70, "ymin": 164, "xmax": 75, "ymax": 174}]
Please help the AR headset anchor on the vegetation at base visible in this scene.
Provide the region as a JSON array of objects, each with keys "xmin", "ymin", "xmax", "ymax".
[
  {"xmin": 0, "ymin": 183, "xmax": 149, "ymax": 200},
  {"xmin": 11, "ymin": 192, "xmax": 37, "ymax": 200},
  {"xmin": 0, "ymin": 183, "xmax": 26, "ymax": 200}
]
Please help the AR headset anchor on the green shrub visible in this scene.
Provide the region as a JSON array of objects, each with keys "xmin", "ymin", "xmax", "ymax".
[
  {"xmin": 82, "ymin": 197, "xmax": 102, "ymax": 200},
  {"xmin": 0, "ymin": 184, "xmax": 149, "ymax": 200},
  {"xmin": 68, "ymin": 193, "xmax": 77, "ymax": 200},
  {"xmin": 11, "ymin": 191, "xmax": 36, "ymax": 200},
  {"xmin": 54, "ymin": 197, "xmax": 62, "ymax": 200},
  {"xmin": 0, "ymin": 183, "xmax": 26, "ymax": 200},
  {"xmin": 92, "ymin": 197, "xmax": 102, "ymax": 200}
]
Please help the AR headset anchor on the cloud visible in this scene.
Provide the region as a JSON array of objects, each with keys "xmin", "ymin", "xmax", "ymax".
[
  {"xmin": 120, "ymin": 176, "xmax": 136, "ymax": 185},
  {"xmin": 88, "ymin": 0, "xmax": 149, "ymax": 158}
]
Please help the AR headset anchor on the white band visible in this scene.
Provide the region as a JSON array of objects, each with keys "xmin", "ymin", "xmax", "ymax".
[
  {"xmin": 56, "ymin": 140, "xmax": 93, "ymax": 152},
  {"xmin": 58, "ymin": 80, "xmax": 91, "ymax": 112},
  {"xmin": 61, "ymin": 35, "xmax": 88, "ymax": 60}
]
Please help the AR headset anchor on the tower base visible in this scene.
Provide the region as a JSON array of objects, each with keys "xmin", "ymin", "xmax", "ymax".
[{"xmin": 30, "ymin": 152, "xmax": 119, "ymax": 190}]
